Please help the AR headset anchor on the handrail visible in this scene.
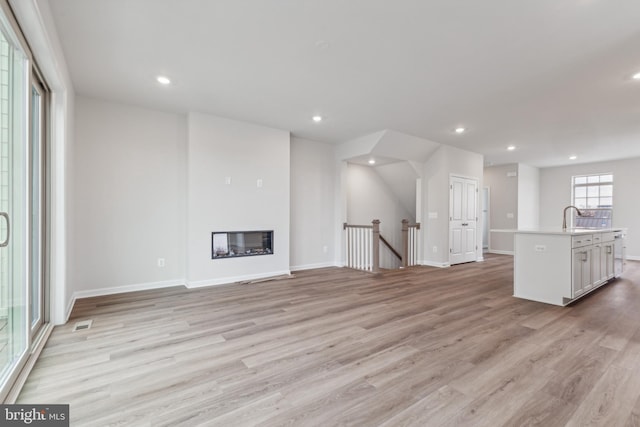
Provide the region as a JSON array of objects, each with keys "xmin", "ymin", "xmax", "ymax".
[
  {"xmin": 343, "ymin": 223, "xmax": 373, "ymax": 230},
  {"xmin": 379, "ymin": 234, "xmax": 402, "ymax": 260}
]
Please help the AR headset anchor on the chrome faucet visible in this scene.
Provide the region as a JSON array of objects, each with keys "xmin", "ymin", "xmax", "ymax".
[{"xmin": 562, "ymin": 205, "xmax": 583, "ymax": 230}]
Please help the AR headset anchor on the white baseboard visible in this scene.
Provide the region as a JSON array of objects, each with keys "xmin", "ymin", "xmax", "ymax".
[
  {"xmin": 476, "ymin": 256, "xmax": 485, "ymax": 262},
  {"xmin": 627, "ymin": 255, "xmax": 640, "ymax": 261},
  {"xmin": 488, "ymin": 250, "xmax": 514, "ymax": 256},
  {"xmin": 66, "ymin": 279, "xmax": 186, "ymax": 322},
  {"xmin": 290, "ymin": 262, "xmax": 341, "ymax": 272},
  {"xmin": 186, "ymin": 270, "xmax": 292, "ymax": 288},
  {"xmin": 421, "ymin": 260, "xmax": 451, "ymax": 268},
  {"xmin": 64, "ymin": 297, "xmax": 75, "ymax": 323}
]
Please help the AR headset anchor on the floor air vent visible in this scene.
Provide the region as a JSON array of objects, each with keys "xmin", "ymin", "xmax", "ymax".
[{"xmin": 73, "ymin": 320, "xmax": 93, "ymax": 332}]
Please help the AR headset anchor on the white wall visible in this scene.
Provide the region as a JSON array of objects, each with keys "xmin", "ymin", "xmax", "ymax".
[
  {"xmin": 484, "ymin": 164, "xmax": 518, "ymax": 253},
  {"xmin": 347, "ymin": 163, "xmax": 413, "ymax": 268},
  {"xmin": 423, "ymin": 145, "xmax": 484, "ymax": 266},
  {"xmin": 374, "ymin": 161, "xmax": 419, "ymax": 215},
  {"xmin": 73, "ymin": 96, "xmax": 187, "ymax": 294},
  {"xmin": 483, "ymin": 163, "xmax": 540, "ymax": 254},
  {"xmin": 423, "ymin": 147, "xmax": 447, "ymax": 265},
  {"xmin": 187, "ymin": 113, "xmax": 290, "ymax": 285},
  {"xmin": 517, "ymin": 163, "xmax": 540, "ymax": 228},
  {"xmin": 290, "ymin": 137, "xmax": 336, "ymax": 270},
  {"xmin": 540, "ymin": 157, "xmax": 640, "ymax": 259}
]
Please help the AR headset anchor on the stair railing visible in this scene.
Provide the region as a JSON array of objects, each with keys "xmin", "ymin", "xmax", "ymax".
[
  {"xmin": 343, "ymin": 219, "xmax": 380, "ymax": 273},
  {"xmin": 402, "ymin": 219, "xmax": 421, "ymax": 268},
  {"xmin": 344, "ymin": 219, "xmax": 420, "ymax": 272}
]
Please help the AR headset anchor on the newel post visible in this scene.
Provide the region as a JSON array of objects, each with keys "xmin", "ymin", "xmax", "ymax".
[
  {"xmin": 372, "ymin": 219, "xmax": 381, "ymax": 274},
  {"xmin": 401, "ymin": 219, "xmax": 409, "ymax": 268}
]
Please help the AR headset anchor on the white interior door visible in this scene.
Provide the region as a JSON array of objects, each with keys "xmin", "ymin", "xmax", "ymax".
[{"xmin": 450, "ymin": 176, "xmax": 478, "ymax": 265}]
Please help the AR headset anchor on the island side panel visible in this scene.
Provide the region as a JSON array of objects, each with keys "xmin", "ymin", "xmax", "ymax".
[{"xmin": 514, "ymin": 233, "xmax": 572, "ymax": 306}]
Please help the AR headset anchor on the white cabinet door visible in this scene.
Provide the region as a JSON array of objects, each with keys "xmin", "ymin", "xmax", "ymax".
[
  {"xmin": 449, "ymin": 176, "xmax": 478, "ymax": 265},
  {"xmin": 591, "ymin": 244, "xmax": 604, "ymax": 286},
  {"xmin": 604, "ymin": 243, "xmax": 615, "ymax": 279},
  {"xmin": 572, "ymin": 247, "xmax": 591, "ymax": 298}
]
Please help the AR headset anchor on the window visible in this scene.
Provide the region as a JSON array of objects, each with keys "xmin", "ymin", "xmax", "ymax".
[{"xmin": 572, "ymin": 173, "xmax": 613, "ymax": 228}]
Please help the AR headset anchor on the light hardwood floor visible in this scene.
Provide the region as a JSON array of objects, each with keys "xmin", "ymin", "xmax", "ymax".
[{"xmin": 17, "ymin": 255, "xmax": 640, "ymax": 426}]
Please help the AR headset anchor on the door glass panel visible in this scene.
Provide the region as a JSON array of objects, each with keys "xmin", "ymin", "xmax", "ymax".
[
  {"xmin": 0, "ymin": 25, "xmax": 28, "ymax": 392},
  {"xmin": 30, "ymin": 84, "xmax": 42, "ymax": 330}
]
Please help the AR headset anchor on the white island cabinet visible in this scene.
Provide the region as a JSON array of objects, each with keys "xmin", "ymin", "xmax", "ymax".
[{"xmin": 514, "ymin": 228, "xmax": 625, "ymax": 306}]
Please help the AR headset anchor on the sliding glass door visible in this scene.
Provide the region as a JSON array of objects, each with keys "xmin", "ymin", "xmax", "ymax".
[
  {"xmin": 0, "ymin": 2, "xmax": 49, "ymax": 401},
  {"xmin": 0, "ymin": 16, "xmax": 28, "ymax": 397},
  {"xmin": 30, "ymin": 77, "xmax": 45, "ymax": 336}
]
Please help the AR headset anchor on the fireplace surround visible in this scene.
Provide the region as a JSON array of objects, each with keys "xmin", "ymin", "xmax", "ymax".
[{"xmin": 212, "ymin": 230, "xmax": 273, "ymax": 259}]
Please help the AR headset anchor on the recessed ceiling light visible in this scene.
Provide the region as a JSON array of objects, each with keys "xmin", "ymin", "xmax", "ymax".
[
  {"xmin": 368, "ymin": 159, "xmax": 376, "ymax": 165},
  {"xmin": 156, "ymin": 76, "xmax": 171, "ymax": 85},
  {"xmin": 507, "ymin": 145, "xmax": 516, "ymax": 151},
  {"xmin": 569, "ymin": 155, "xmax": 577, "ymax": 160},
  {"xmin": 454, "ymin": 127, "xmax": 466, "ymax": 134},
  {"xmin": 633, "ymin": 72, "xmax": 640, "ymax": 80},
  {"xmin": 312, "ymin": 115, "xmax": 323, "ymax": 123}
]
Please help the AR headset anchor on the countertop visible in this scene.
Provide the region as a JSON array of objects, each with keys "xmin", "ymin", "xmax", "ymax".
[{"xmin": 511, "ymin": 227, "xmax": 625, "ymax": 236}]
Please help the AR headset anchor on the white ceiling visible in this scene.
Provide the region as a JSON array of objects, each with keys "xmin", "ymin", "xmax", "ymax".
[{"xmin": 44, "ymin": 0, "xmax": 640, "ymax": 168}]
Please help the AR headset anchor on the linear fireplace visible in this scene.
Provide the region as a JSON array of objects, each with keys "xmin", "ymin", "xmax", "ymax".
[{"xmin": 212, "ymin": 230, "xmax": 273, "ymax": 259}]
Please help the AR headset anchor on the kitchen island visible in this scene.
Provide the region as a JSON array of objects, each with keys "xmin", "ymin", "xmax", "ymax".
[{"xmin": 514, "ymin": 228, "xmax": 626, "ymax": 306}]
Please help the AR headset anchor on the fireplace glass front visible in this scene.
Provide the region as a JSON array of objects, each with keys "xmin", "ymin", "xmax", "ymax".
[{"xmin": 212, "ymin": 230, "xmax": 273, "ymax": 259}]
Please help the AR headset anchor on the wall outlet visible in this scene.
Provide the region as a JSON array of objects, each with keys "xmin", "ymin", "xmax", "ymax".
[
  {"xmin": 535, "ymin": 245, "xmax": 546, "ymax": 252},
  {"xmin": 507, "ymin": 212, "xmax": 514, "ymax": 219},
  {"xmin": 428, "ymin": 212, "xmax": 438, "ymax": 219},
  {"xmin": 432, "ymin": 246, "xmax": 438, "ymax": 253},
  {"xmin": 257, "ymin": 178, "xmax": 263, "ymax": 188},
  {"xmin": 224, "ymin": 176, "xmax": 231, "ymax": 185},
  {"xmin": 323, "ymin": 245, "xmax": 328, "ymax": 253},
  {"xmin": 157, "ymin": 258, "xmax": 165, "ymax": 267}
]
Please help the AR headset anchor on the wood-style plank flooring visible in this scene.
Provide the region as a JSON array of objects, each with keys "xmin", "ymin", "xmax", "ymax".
[{"xmin": 17, "ymin": 255, "xmax": 640, "ymax": 426}]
